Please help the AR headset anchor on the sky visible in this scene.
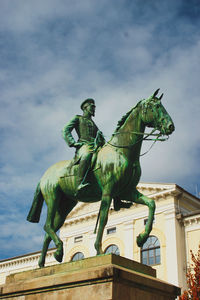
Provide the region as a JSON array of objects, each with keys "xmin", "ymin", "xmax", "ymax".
[{"xmin": 0, "ymin": 0, "xmax": 200, "ymax": 260}]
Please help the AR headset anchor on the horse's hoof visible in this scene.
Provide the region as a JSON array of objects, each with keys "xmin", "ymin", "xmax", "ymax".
[
  {"xmin": 38, "ymin": 263, "xmax": 44, "ymax": 268},
  {"xmin": 54, "ymin": 251, "xmax": 63, "ymax": 263},
  {"xmin": 137, "ymin": 233, "xmax": 149, "ymax": 248},
  {"xmin": 137, "ymin": 234, "xmax": 145, "ymax": 247},
  {"xmin": 137, "ymin": 235, "xmax": 142, "ymax": 247},
  {"xmin": 38, "ymin": 260, "xmax": 44, "ymax": 268},
  {"xmin": 96, "ymin": 249, "xmax": 103, "ymax": 255}
]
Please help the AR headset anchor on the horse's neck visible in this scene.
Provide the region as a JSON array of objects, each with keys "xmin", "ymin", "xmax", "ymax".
[{"xmin": 110, "ymin": 107, "xmax": 145, "ymax": 161}]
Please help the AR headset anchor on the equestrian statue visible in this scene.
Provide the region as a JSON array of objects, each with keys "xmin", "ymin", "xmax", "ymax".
[{"xmin": 27, "ymin": 89, "xmax": 175, "ymax": 267}]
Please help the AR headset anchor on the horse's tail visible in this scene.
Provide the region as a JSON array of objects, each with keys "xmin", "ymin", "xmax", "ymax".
[{"xmin": 27, "ymin": 182, "xmax": 44, "ymax": 223}]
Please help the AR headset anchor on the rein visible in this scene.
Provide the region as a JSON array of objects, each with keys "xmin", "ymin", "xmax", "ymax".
[{"xmin": 107, "ymin": 129, "xmax": 169, "ymax": 154}]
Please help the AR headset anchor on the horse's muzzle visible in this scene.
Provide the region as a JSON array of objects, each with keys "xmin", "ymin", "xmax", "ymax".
[{"xmin": 166, "ymin": 122, "xmax": 175, "ymax": 135}]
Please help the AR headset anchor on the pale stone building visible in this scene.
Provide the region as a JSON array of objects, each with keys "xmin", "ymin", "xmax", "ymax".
[{"xmin": 0, "ymin": 182, "xmax": 200, "ymax": 293}]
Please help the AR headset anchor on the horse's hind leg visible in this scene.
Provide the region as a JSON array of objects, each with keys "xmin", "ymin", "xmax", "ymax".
[
  {"xmin": 43, "ymin": 201, "xmax": 62, "ymax": 261},
  {"xmin": 53, "ymin": 199, "xmax": 77, "ymax": 263},
  {"xmin": 38, "ymin": 233, "xmax": 51, "ymax": 267},
  {"xmin": 43, "ymin": 187, "xmax": 76, "ymax": 264},
  {"xmin": 39, "ymin": 196, "xmax": 77, "ymax": 267}
]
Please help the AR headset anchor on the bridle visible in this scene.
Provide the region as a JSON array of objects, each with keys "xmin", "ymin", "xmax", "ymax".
[
  {"xmin": 107, "ymin": 129, "xmax": 168, "ymax": 148},
  {"xmin": 107, "ymin": 100, "xmax": 169, "ymax": 154}
]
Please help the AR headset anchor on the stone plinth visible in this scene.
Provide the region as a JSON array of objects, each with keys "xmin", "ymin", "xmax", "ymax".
[{"xmin": 0, "ymin": 254, "xmax": 180, "ymax": 300}]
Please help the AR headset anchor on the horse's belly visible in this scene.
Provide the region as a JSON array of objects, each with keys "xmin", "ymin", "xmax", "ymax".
[{"xmin": 59, "ymin": 174, "xmax": 102, "ymax": 202}]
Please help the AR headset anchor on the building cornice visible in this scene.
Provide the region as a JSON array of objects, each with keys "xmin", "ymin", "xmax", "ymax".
[
  {"xmin": 183, "ymin": 214, "xmax": 200, "ymax": 227},
  {"xmin": 0, "ymin": 248, "xmax": 56, "ymax": 271}
]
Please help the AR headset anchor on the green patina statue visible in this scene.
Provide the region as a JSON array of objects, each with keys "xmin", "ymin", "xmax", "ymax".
[
  {"xmin": 62, "ymin": 98, "xmax": 105, "ymax": 196},
  {"xmin": 27, "ymin": 89, "xmax": 175, "ymax": 267}
]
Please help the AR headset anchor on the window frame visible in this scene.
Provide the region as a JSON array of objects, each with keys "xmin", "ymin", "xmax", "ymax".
[
  {"xmin": 107, "ymin": 227, "xmax": 116, "ymax": 235},
  {"xmin": 74, "ymin": 235, "xmax": 83, "ymax": 243},
  {"xmin": 141, "ymin": 236, "xmax": 161, "ymax": 266},
  {"xmin": 71, "ymin": 252, "xmax": 85, "ymax": 262},
  {"xmin": 104, "ymin": 244, "xmax": 120, "ymax": 255}
]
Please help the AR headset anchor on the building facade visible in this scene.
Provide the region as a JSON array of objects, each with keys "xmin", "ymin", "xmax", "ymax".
[{"xmin": 0, "ymin": 182, "xmax": 200, "ymax": 292}]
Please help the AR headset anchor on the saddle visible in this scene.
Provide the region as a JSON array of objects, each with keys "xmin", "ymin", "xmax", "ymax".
[{"xmin": 60, "ymin": 150, "xmax": 100, "ymax": 179}]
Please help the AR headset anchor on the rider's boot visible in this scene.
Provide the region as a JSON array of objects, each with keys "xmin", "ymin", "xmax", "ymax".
[{"xmin": 75, "ymin": 156, "xmax": 91, "ymax": 196}]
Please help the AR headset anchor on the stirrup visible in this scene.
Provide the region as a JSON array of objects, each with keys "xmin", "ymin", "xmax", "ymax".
[
  {"xmin": 75, "ymin": 182, "xmax": 90, "ymax": 197},
  {"xmin": 78, "ymin": 182, "xmax": 90, "ymax": 191}
]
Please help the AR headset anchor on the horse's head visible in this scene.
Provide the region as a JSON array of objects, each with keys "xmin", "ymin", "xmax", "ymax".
[{"xmin": 140, "ymin": 89, "xmax": 175, "ymax": 135}]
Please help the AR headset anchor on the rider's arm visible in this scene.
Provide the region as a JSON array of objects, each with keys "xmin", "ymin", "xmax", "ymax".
[
  {"xmin": 62, "ymin": 115, "xmax": 79, "ymax": 147},
  {"xmin": 94, "ymin": 130, "xmax": 106, "ymax": 149},
  {"xmin": 97, "ymin": 130, "xmax": 106, "ymax": 146}
]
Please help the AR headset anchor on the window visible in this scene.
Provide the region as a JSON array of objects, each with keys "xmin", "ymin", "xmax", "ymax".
[
  {"xmin": 107, "ymin": 227, "xmax": 116, "ymax": 235},
  {"xmin": 104, "ymin": 244, "xmax": 120, "ymax": 255},
  {"xmin": 71, "ymin": 252, "xmax": 84, "ymax": 261},
  {"xmin": 141, "ymin": 236, "xmax": 160, "ymax": 266},
  {"xmin": 74, "ymin": 235, "xmax": 83, "ymax": 243}
]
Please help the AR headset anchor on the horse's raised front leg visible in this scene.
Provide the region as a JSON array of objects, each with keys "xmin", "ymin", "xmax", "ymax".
[
  {"xmin": 95, "ymin": 193, "xmax": 112, "ymax": 255},
  {"xmin": 133, "ymin": 190, "xmax": 156, "ymax": 247}
]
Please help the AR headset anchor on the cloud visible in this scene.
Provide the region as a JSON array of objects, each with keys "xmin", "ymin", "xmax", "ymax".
[{"xmin": 0, "ymin": 217, "xmax": 44, "ymax": 258}]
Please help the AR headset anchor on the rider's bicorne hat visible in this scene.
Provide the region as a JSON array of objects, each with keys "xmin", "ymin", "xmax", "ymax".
[{"xmin": 80, "ymin": 98, "xmax": 95, "ymax": 110}]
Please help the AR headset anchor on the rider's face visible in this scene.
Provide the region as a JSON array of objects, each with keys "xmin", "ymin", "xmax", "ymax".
[{"xmin": 84, "ymin": 103, "xmax": 96, "ymax": 116}]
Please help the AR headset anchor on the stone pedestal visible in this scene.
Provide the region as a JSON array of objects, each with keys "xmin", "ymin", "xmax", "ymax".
[{"xmin": 0, "ymin": 254, "xmax": 180, "ymax": 300}]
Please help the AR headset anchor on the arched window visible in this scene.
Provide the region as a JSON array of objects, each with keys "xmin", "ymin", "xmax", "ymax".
[
  {"xmin": 141, "ymin": 236, "xmax": 160, "ymax": 266},
  {"xmin": 71, "ymin": 252, "xmax": 85, "ymax": 262},
  {"xmin": 104, "ymin": 244, "xmax": 120, "ymax": 255}
]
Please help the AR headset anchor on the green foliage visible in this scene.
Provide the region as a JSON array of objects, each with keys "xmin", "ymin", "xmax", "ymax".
[{"xmin": 179, "ymin": 244, "xmax": 200, "ymax": 300}]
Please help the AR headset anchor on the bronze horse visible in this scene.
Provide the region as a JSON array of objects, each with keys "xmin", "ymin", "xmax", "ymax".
[{"xmin": 27, "ymin": 89, "xmax": 175, "ymax": 267}]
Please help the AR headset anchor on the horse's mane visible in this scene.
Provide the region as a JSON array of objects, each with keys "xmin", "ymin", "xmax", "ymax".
[{"xmin": 114, "ymin": 100, "xmax": 142, "ymax": 133}]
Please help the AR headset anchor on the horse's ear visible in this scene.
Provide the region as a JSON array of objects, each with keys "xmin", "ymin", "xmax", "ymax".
[
  {"xmin": 159, "ymin": 93, "xmax": 163, "ymax": 100},
  {"xmin": 152, "ymin": 89, "xmax": 160, "ymax": 98}
]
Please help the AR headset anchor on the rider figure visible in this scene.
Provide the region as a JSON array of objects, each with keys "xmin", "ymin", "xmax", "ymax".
[{"xmin": 62, "ymin": 98, "xmax": 105, "ymax": 195}]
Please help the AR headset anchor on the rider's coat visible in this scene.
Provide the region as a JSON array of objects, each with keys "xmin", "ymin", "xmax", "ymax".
[{"xmin": 62, "ymin": 115, "xmax": 99, "ymax": 146}]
